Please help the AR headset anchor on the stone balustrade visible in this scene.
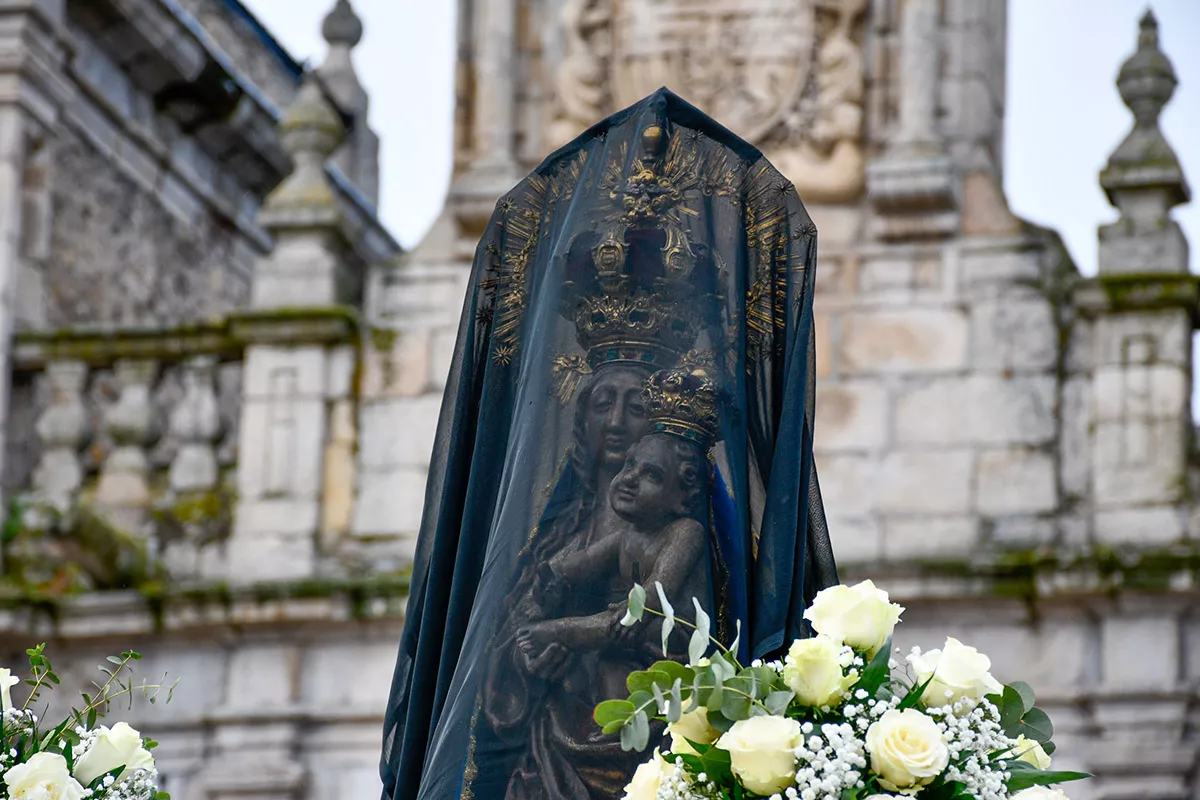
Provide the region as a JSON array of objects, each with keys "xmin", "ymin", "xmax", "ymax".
[{"xmin": 6, "ymin": 322, "xmax": 247, "ymax": 580}]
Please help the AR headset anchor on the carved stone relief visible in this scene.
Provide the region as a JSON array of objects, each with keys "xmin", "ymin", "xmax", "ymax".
[{"xmin": 547, "ymin": 0, "xmax": 867, "ymax": 202}]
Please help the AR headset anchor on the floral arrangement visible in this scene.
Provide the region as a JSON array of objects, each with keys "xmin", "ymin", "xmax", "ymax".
[
  {"xmin": 1, "ymin": 644, "xmax": 176, "ymax": 800},
  {"xmin": 596, "ymin": 580, "xmax": 1090, "ymax": 800}
]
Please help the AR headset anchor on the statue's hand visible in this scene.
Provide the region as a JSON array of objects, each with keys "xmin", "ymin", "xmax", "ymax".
[
  {"xmin": 527, "ymin": 642, "xmax": 571, "ymax": 681},
  {"xmin": 608, "ymin": 602, "xmax": 642, "ymax": 644}
]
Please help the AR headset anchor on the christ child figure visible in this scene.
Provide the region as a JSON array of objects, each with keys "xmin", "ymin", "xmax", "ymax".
[{"xmin": 516, "ymin": 366, "xmax": 719, "ymax": 671}]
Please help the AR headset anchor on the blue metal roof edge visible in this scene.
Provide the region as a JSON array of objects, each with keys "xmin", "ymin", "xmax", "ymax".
[{"xmin": 215, "ymin": 0, "xmax": 305, "ymax": 80}]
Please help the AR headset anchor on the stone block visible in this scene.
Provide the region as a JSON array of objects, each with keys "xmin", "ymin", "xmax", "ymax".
[
  {"xmin": 876, "ymin": 450, "xmax": 973, "ymax": 514},
  {"xmin": 813, "ymin": 312, "xmax": 833, "ymax": 379},
  {"xmin": 838, "ymin": 308, "xmax": 968, "ymax": 374},
  {"xmin": 226, "ymin": 645, "xmax": 300, "ymax": 707},
  {"xmin": 223, "ymin": 527, "xmax": 318, "ymax": 582},
  {"xmin": 895, "ymin": 375, "xmax": 1056, "ymax": 446},
  {"xmin": 321, "ymin": 401, "xmax": 356, "ymax": 539},
  {"xmin": 974, "ymin": 449, "xmax": 1057, "ymax": 516},
  {"xmin": 1092, "ymin": 418, "xmax": 1186, "ymax": 506},
  {"xmin": 234, "ymin": 498, "xmax": 320, "ymax": 537},
  {"xmin": 358, "ymin": 397, "xmax": 443, "ymax": 470},
  {"xmin": 825, "ymin": 515, "xmax": 883, "ymax": 564},
  {"xmin": 1059, "ymin": 376, "xmax": 1091, "ymax": 498},
  {"xmin": 1098, "ymin": 221, "xmax": 1189, "ymax": 274},
  {"xmin": 301, "ymin": 642, "xmax": 397, "ymax": 709},
  {"xmin": 1093, "ymin": 311, "xmax": 1191, "ymax": 368},
  {"xmin": 361, "ymin": 328, "xmax": 431, "ymax": 399},
  {"xmin": 1092, "ymin": 365, "xmax": 1188, "ymax": 422},
  {"xmin": 814, "ymin": 454, "xmax": 878, "ymax": 515},
  {"xmin": 251, "ymin": 234, "xmax": 345, "ymax": 308},
  {"xmin": 1095, "ymin": 506, "xmax": 1186, "ymax": 547},
  {"xmin": 352, "ymin": 466, "xmax": 429, "ymax": 537},
  {"xmin": 1102, "ymin": 615, "xmax": 1180, "ymax": 691},
  {"xmin": 325, "ymin": 345, "xmax": 357, "ymax": 400},
  {"xmin": 957, "ymin": 246, "xmax": 1042, "ymax": 297},
  {"xmin": 244, "ymin": 347, "xmax": 328, "ymax": 399},
  {"xmin": 157, "ymin": 172, "xmax": 205, "ymax": 227},
  {"xmin": 813, "ymin": 380, "xmax": 888, "ymax": 452},
  {"xmin": 237, "ymin": 398, "xmax": 326, "ymax": 498},
  {"xmin": 883, "ymin": 515, "xmax": 978, "ymax": 560},
  {"xmin": 990, "ymin": 516, "xmax": 1058, "ymax": 547},
  {"xmin": 970, "ymin": 298, "xmax": 1058, "ymax": 372}
]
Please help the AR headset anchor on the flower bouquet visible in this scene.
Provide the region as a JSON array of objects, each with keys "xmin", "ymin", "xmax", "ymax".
[
  {"xmin": 1, "ymin": 644, "xmax": 176, "ymax": 800},
  {"xmin": 595, "ymin": 581, "xmax": 1090, "ymax": 800}
]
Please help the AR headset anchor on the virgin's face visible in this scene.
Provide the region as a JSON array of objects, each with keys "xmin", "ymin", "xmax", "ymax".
[{"xmin": 583, "ymin": 367, "xmax": 650, "ymax": 473}]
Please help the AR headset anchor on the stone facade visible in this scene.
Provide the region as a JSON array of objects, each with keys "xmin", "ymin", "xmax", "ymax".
[{"xmin": 0, "ymin": 1, "xmax": 1196, "ymax": 799}]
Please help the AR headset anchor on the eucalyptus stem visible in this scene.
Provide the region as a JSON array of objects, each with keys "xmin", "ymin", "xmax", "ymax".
[{"xmin": 639, "ymin": 606, "xmax": 740, "ymax": 666}]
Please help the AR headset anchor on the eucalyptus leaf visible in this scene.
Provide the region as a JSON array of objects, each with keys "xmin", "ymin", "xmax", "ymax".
[
  {"xmin": 630, "ymin": 709, "xmax": 651, "ymax": 751},
  {"xmin": 652, "ymin": 681, "xmax": 667, "ymax": 715},
  {"xmin": 765, "ymin": 689, "xmax": 795, "ymax": 716},
  {"xmin": 623, "ymin": 583, "xmax": 647, "ymax": 626},
  {"xmin": 595, "ymin": 699, "xmax": 635, "ymax": 727},
  {"xmin": 628, "ymin": 670, "xmax": 673, "ymax": 696},
  {"xmin": 1009, "ymin": 681, "xmax": 1036, "ymax": 713},
  {"xmin": 1015, "ymin": 706, "xmax": 1054, "ymax": 744},
  {"xmin": 667, "ymin": 678, "xmax": 683, "ymax": 723},
  {"xmin": 688, "ymin": 628, "xmax": 708, "ymax": 666}
]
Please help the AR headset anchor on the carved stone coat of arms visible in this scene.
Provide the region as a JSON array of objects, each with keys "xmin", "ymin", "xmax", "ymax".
[{"xmin": 550, "ymin": 0, "xmax": 867, "ymax": 203}]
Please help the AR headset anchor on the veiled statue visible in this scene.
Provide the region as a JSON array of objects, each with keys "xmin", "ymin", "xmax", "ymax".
[{"xmin": 380, "ymin": 89, "xmax": 837, "ymax": 800}]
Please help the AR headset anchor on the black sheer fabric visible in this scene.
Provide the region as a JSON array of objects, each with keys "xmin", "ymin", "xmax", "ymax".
[{"xmin": 380, "ymin": 89, "xmax": 837, "ymax": 800}]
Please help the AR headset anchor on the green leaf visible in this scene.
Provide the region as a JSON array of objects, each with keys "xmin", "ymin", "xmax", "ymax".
[
  {"xmin": 628, "ymin": 670, "xmax": 673, "ymax": 696},
  {"xmin": 1004, "ymin": 761, "xmax": 1092, "ymax": 792},
  {"xmin": 721, "ymin": 677, "xmax": 753, "ymax": 720},
  {"xmin": 999, "ymin": 685, "xmax": 1025, "ymax": 734},
  {"xmin": 1015, "ymin": 706, "xmax": 1054, "ymax": 744},
  {"xmin": 856, "ymin": 636, "xmax": 892, "ymax": 697},
  {"xmin": 1008, "ymin": 681, "xmax": 1036, "ymax": 713},
  {"xmin": 651, "ymin": 661, "xmax": 693, "ymax": 685},
  {"xmin": 620, "ymin": 709, "xmax": 650, "ymax": 752},
  {"xmin": 899, "ymin": 672, "xmax": 937, "ymax": 711},
  {"xmin": 622, "ymin": 583, "xmax": 647, "ymax": 626},
  {"xmin": 667, "ymin": 678, "xmax": 683, "ymax": 723},
  {"xmin": 594, "ymin": 699, "xmax": 635, "ymax": 728},
  {"xmin": 765, "ymin": 690, "xmax": 794, "ymax": 715}
]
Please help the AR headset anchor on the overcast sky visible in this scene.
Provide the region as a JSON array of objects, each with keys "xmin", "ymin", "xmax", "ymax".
[{"xmin": 242, "ymin": 0, "xmax": 1199, "ymax": 276}]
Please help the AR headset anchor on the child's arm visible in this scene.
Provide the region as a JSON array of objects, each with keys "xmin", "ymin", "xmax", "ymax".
[{"xmin": 612, "ymin": 519, "xmax": 706, "ymax": 648}]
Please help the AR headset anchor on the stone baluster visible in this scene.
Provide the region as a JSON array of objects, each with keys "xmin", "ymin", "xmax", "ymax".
[
  {"xmin": 168, "ymin": 356, "xmax": 223, "ymax": 492},
  {"xmin": 95, "ymin": 359, "xmax": 160, "ymax": 531},
  {"xmin": 32, "ymin": 360, "xmax": 89, "ymax": 511}
]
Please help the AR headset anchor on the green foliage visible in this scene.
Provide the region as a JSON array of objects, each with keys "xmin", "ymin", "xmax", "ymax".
[{"xmin": 2, "ymin": 644, "xmax": 177, "ymax": 799}]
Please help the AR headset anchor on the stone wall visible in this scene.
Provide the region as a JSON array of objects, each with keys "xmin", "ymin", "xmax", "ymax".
[{"xmin": 44, "ymin": 129, "xmax": 251, "ymax": 327}]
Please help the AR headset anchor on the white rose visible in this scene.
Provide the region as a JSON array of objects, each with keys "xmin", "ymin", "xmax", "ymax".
[
  {"xmin": 716, "ymin": 715, "xmax": 801, "ymax": 796},
  {"xmin": 1009, "ymin": 734, "xmax": 1052, "ymax": 770},
  {"xmin": 909, "ymin": 637, "xmax": 1004, "ymax": 707},
  {"xmin": 866, "ymin": 708, "xmax": 949, "ymax": 794},
  {"xmin": 1010, "ymin": 788, "xmax": 1069, "ymax": 800},
  {"xmin": 621, "ymin": 749, "xmax": 670, "ymax": 800},
  {"xmin": 803, "ymin": 580, "xmax": 903, "ymax": 656},
  {"xmin": 0, "ymin": 667, "xmax": 18, "ymax": 711},
  {"xmin": 4, "ymin": 752, "xmax": 86, "ymax": 800},
  {"xmin": 667, "ymin": 706, "xmax": 718, "ymax": 756},
  {"xmin": 72, "ymin": 721, "xmax": 155, "ymax": 787},
  {"xmin": 864, "ymin": 795, "xmax": 907, "ymax": 800},
  {"xmin": 782, "ymin": 635, "xmax": 858, "ymax": 708}
]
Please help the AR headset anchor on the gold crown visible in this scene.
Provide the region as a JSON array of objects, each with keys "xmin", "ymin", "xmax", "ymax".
[{"xmin": 643, "ymin": 365, "xmax": 720, "ymax": 450}]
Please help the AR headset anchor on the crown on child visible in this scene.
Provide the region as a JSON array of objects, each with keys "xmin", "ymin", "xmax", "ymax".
[{"xmin": 643, "ymin": 364, "xmax": 720, "ymax": 450}]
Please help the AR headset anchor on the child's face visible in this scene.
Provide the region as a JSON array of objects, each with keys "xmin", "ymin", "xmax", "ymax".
[{"xmin": 609, "ymin": 436, "xmax": 687, "ymax": 528}]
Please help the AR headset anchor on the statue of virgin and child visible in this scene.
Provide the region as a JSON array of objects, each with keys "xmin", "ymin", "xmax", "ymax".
[{"xmin": 379, "ymin": 89, "xmax": 839, "ymax": 800}]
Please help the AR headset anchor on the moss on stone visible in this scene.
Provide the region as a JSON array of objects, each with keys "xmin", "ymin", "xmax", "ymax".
[{"xmin": 1098, "ymin": 272, "xmax": 1200, "ymax": 314}]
